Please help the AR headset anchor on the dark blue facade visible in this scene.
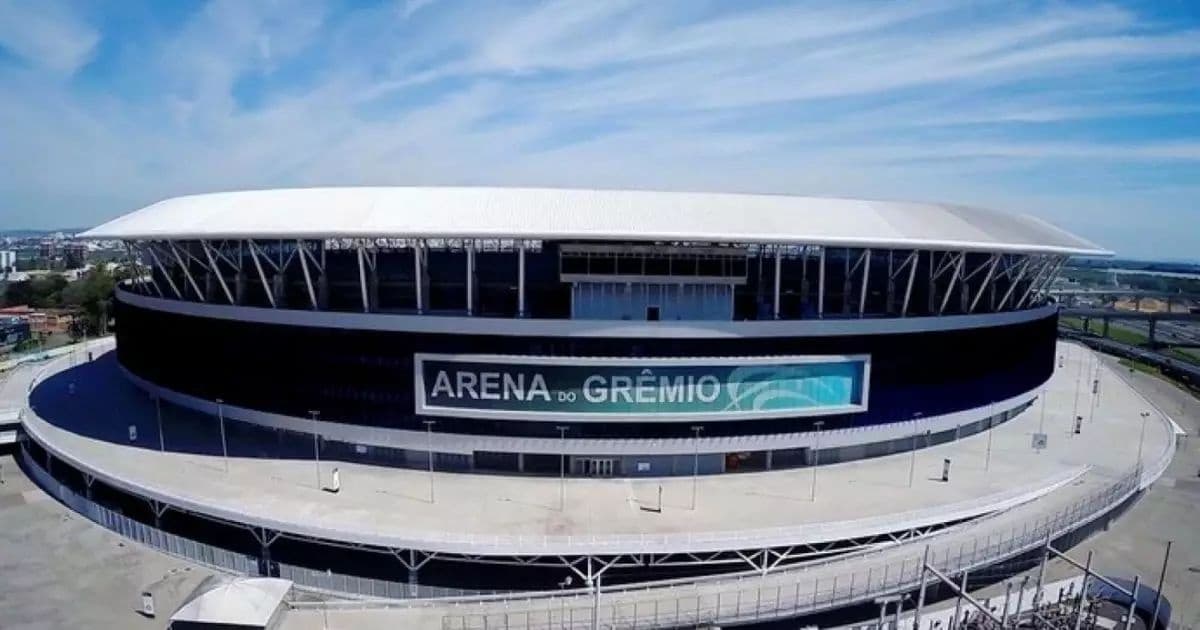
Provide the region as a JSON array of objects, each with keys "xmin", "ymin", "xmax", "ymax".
[{"xmin": 114, "ymin": 297, "xmax": 1056, "ymax": 439}]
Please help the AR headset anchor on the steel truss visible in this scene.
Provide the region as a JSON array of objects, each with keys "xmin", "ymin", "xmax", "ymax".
[
  {"xmin": 107, "ymin": 471, "xmax": 969, "ymax": 586},
  {"xmin": 123, "ymin": 239, "xmax": 1068, "ymax": 320}
]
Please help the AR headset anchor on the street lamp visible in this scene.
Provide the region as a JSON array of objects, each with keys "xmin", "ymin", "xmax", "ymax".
[
  {"xmin": 216, "ymin": 398, "xmax": 229, "ymax": 472},
  {"xmin": 908, "ymin": 424, "xmax": 922, "ymax": 488},
  {"xmin": 1137, "ymin": 411, "xmax": 1150, "ymax": 468},
  {"xmin": 423, "ymin": 420, "xmax": 436, "ymax": 503},
  {"xmin": 309, "ymin": 410, "xmax": 321, "ymax": 490},
  {"xmin": 690, "ymin": 425, "xmax": 703, "ymax": 510},
  {"xmin": 985, "ymin": 401, "xmax": 995, "ymax": 470},
  {"xmin": 810, "ymin": 420, "xmax": 825, "ymax": 501},
  {"xmin": 556, "ymin": 425, "xmax": 569, "ymax": 511},
  {"xmin": 155, "ymin": 394, "xmax": 165, "ymax": 453}
]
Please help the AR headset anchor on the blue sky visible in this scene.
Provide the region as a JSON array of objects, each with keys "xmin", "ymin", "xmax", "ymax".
[{"xmin": 0, "ymin": 1, "xmax": 1197, "ymax": 260}]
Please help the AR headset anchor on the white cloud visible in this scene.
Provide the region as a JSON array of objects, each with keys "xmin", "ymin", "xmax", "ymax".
[
  {"xmin": 0, "ymin": 0, "xmax": 99, "ymax": 74},
  {"xmin": 0, "ymin": 0, "xmax": 1197, "ymax": 259}
]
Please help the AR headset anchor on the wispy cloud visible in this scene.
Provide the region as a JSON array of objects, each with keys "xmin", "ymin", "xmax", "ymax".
[
  {"xmin": 0, "ymin": 0, "xmax": 1197, "ymax": 259},
  {"xmin": 0, "ymin": 0, "xmax": 99, "ymax": 74}
]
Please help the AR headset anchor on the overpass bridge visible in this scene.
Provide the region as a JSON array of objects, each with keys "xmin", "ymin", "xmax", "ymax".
[
  {"xmin": 1059, "ymin": 307, "xmax": 1200, "ymax": 348},
  {"xmin": 1050, "ymin": 288, "xmax": 1199, "ymax": 311}
]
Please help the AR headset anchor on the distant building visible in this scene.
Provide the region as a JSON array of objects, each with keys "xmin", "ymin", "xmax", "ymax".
[
  {"xmin": 0, "ymin": 315, "xmax": 31, "ymax": 352},
  {"xmin": 64, "ymin": 242, "xmax": 88, "ymax": 269},
  {"xmin": 0, "ymin": 250, "xmax": 15, "ymax": 273},
  {"xmin": 0, "ymin": 305, "xmax": 75, "ymax": 336}
]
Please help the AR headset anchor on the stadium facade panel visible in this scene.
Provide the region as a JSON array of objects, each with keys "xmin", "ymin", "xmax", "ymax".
[{"xmin": 86, "ymin": 187, "xmax": 1104, "ymax": 477}]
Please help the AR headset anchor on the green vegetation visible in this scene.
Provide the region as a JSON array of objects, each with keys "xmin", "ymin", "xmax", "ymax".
[
  {"xmin": 1, "ymin": 264, "xmax": 132, "ymax": 336},
  {"xmin": 1103, "ymin": 324, "xmax": 1150, "ymax": 347},
  {"xmin": 1063, "ymin": 316, "xmax": 1151, "ymax": 346},
  {"xmin": 1118, "ymin": 358, "xmax": 1162, "ymax": 377},
  {"xmin": 1063, "ymin": 315, "xmax": 1198, "ymax": 368},
  {"xmin": 1168, "ymin": 347, "xmax": 1200, "ymax": 363}
]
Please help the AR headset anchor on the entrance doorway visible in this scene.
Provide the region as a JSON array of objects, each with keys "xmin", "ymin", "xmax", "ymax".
[
  {"xmin": 574, "ymin": 458, "xmax": 618, "ymax": 477},
  {"xmin": 646, "ymin": 306, "xmax": 661, "ymax": 321}
]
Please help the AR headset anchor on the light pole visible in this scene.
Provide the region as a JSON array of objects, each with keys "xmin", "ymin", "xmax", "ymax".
[
  {"xmin": 1071, "ymin": 361, "xmax": 1082, "ymax": 426},
  {"xmin": 985, "ymin": 401, "xmax": 995, "ymax": 470},
  {"xmin": 424, "ymin": 420, "xmax": 436, "ymax": 503},
  {"xmin": 1137, "ymin": 411, "xmax": 1150, "ymax": 469},
  {"xmin": 690, "ymin": 425, "xmax": 703, "ymax": 510},
  {"xmin": 556, "ymin": 425, "xmax": 568, "ymax": 511},
  {"xmin": 216, "ymin": 398, "xmax": 229, "ymax": 472},
  {"xmin": 155, "ymin": 394, "xmax": 165, "ymax": 453},
  {"xmin": 309, "ymin": 410, "xmax": 321, "ymax": 490},
  {"xmin": 1038, "ymin": 389, "xmax": 1047, "ymax": 435},
  {"xmin": 810, "ymin": 420, "xmax": 825, "ymax": 501},
  {"xmin": 907, "ymin": 425, "xmax": 922, "ymax": 488}
]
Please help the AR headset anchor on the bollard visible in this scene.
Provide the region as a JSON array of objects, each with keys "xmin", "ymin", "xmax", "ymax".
[
  {"xmin": 1074, "ymin": 416, "xmax": 1082, "ymax": 434},
  {"xmin": 942, "ymin": 458, "xmax": 951, "ymax": 482}
]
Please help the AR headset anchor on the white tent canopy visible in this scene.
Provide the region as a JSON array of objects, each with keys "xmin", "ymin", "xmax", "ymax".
[{"xmin": 169, "ymin": 578, "xmax": 290, "ymax": 629}]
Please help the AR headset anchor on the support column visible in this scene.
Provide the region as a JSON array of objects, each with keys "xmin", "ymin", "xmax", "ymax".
[
  {"xmin": 1148, "ymin": 318, "xmax": 1157, "ymax": 347},
  {"xmin": 357, "ymin": 245, "xmax": 370, "ymax": 313},
  {"xmin": 466, "ymin": 242, "xmax": 476, "ymax": 315},
  {"xmin": 1102, "ymin": 317, "xmax": 1110, "ymax": 338},
  {"xmin": 858, "ymin": 248, "xmax": 871, "ymax": 317},
  {"xmin": 817, "ymin": 248, "xmax": 826, "ymax": 319},
  {"xmin": 413, "ymin": 241, "xmax": 425, "ymax": 314},
  {"xmin": 842, "ymin": 248, "xmax": 852, "ymax": 314},
  {"xmin": 296, "ymin": 239, "xmax": 319, "ymax": 310},
  {"xmin": 234, "ymin": 268, "xmax": 246, "ymax": 304},
  {"xmin": 517, "ymin": 242, "xmax": 526, "ymax": 318},
  {"xmin": 773, "ymin": 247, "xmax": 782, "ymax": 319},
  {"xmin": 886, "ymin": 250, "xmax": 895, "ymax": 314},
  {"xmin": 316, "ymin": 249, "xmax": 329, "ymax": 310},
  {"xmin": 271, "ymin": 273, "xmax": 285, "ymax": 307},
  {"xmin": 368, "ymin": 251, "xmax": 380, "ymax": 310},
  {"xmin": 252, "ymin": 528, "xmax": 280, "ymax": 578}
]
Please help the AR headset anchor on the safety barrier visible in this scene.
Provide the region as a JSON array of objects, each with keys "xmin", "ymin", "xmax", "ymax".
[
  {"xmin": 279, "ymin": 563, "xmax": 515, "ymax": 601},
  {"xmin": 19, "ymin": 445, "xmax": 260, "ymax": 576},
  {"xmin": 439, "ymin": 468, "xmax": 1146, "ymax": 630}
]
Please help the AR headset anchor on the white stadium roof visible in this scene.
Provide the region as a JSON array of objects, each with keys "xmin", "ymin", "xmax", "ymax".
[{"xmin": 82, "ymin": 187, "xmax": 1109, "ymax": 256}]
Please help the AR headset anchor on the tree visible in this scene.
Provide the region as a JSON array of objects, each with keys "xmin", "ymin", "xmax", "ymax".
[
  {"xmin": 2, "ymin": 273, "xmax": 68, "ymax": 308},
  {"xmin": 61, "ymin": 266, "xmax": 120, "ymax": 336}
]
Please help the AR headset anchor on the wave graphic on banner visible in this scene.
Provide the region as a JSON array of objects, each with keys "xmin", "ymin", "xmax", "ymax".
[{"xmin": 723, "ymin": 364, "xmax": 856, "ymax": 412}]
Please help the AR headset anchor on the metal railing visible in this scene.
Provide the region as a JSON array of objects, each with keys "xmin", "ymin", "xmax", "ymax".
[
  {"xmin": 441, "ymin": 468, "xmax": 1147, "ymax": 630},
  {"xmin": 19, "ymin": 445, "xmax": 260, "ymax": 576},
  {"xmin": 279, "ymin": 563, "xmax": 516, "ymax": 601}
]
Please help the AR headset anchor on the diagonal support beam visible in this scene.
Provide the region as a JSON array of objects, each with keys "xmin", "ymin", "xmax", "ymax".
[
  {"xmin": 357, "ymin": 244, "xmax": 370, "ymax": 313},
  {"xmin": 296, "ymin": 239, "xmax": 319, "ymax": 310},
  {"xmin": 938, "ymin": 253, "xmax": 965, "ymax": 315},
  {"xmin": 145, "ymin": 244, "xmax": 182, "ymax": 299},
  {"xmin": 858, "ymin": 248, "xmax": 871, "ymax": 317},
  {"xmin": 969, "ymin": 253, "xmax": 1002, "ymax": 313},
  {"xmin": 900, "ymin": 250, "xmax": 919, "ymax": 317},
  {"xmin": 996, "ymin": 256, "xmax": 1034, "ymax": 310},
  {"xmin": 247, "ymin": 241, "xmax": 276, "ymax": 308},
  {"xmin": 201, "ymin": 240, "xmax": 236, "ymax": 305},
  {"xmin": 168, "ymin": 242, "xmax": 205, "ymax": 301}
]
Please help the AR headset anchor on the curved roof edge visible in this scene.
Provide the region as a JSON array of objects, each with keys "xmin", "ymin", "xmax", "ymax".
[{"xmin": 81, "ymin": 186, "xmax": 1112, "ymax": 257}]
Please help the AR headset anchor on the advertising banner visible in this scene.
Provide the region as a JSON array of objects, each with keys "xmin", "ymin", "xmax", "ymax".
[{"xmin": 415, "ymin": 353, "xmax": 869, "ymax": 422}]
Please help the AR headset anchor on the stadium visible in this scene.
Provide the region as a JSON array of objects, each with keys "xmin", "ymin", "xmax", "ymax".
[{"xmin": 12, "ymin": 187, "xmax": 1179, "ymax": 626}]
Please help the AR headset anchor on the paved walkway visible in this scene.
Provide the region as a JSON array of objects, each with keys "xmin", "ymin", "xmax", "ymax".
[
  {"xmin": 271, "ymin": 342, "xmax": 1178, "ymax": 629},
  {"xmin": 7, "ymin": 342, "xmax": 1170, "ymax": 556},
  {"xmin": 0, "ymin": 340, "xmax": 1183, "ymax": 630}
]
